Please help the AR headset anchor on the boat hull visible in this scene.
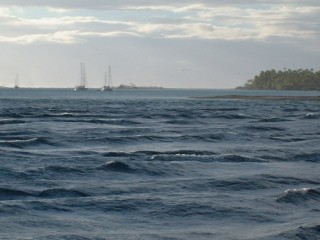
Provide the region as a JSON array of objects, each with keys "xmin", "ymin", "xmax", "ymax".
[
  {"xmin": 74, "ymin": 86, "xmax": 88, "ymax": 91},
  {"xmin": 101, "ymin": 86, "xmax": 113, "ymax": 91}
]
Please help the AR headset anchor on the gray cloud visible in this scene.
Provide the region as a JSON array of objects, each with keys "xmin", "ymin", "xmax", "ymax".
[
  {"xmin": 0, "ymin": 0, "xmax": 319, "ymax": 88},
  {"xmin": 0, "ymin": 1, "xmax": 319, "ymax": 44},
  {"xmin": 0, "ymin": 0, "xmax": 319, "ymax": 9}
]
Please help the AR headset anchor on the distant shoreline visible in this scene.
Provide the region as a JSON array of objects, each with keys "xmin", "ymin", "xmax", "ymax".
[
  {"xmin": 0, "ymin": 87, "xmax": 164, "ymax": 90},
  {"xmin": 192, "ymin": 95, "xmax": 320, "ymax": 101},
  {"xmin": 236, "ymin": 69, "xmax": 320, "ymax": 91}
]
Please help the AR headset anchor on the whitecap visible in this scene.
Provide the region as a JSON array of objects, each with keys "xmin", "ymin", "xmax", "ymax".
[{"xmin": 0, "ymin": 138, "xmax": 38, "ymax": 143}]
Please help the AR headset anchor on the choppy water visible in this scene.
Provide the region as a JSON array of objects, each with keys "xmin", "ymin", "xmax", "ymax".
[{"xmin": 0, "ymin": 88, "xmax": 319, "ymax": 240}]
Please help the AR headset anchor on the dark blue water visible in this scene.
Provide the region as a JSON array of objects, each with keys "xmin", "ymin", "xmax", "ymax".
[{"xmin": 0, "ymin": 88, "xmax": 319, "ymax": 240}]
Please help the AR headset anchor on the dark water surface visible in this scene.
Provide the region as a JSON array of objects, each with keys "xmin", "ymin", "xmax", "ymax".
[{"xmin": 0, "ymin": 89, "xmax": 319, "ymax": 239}]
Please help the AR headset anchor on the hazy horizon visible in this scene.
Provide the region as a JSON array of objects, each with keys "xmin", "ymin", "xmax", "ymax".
[{"xmin": 0, "ymin": 1, "xmax": 319, "ymax": 89}]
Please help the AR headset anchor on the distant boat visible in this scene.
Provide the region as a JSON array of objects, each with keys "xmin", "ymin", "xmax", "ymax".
[
  {"xmin": 14, "ymin": 74, "xmax": 19, "ymax": 89},
  {"xmin": 75, "ymin": 63, "xmax": 88, "ymax": 91},
  {"xmin": 101, "ymin": 65, "xmax": 113, "ymax": 91}
]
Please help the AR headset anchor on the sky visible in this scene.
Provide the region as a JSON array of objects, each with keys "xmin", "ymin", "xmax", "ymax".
[{"xmin": 0, "ymin": 0, "xmax": 319, "ymax": 89}]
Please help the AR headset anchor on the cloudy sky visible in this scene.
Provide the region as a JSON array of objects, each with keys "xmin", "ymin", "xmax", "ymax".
[{"xmin": 0, "ymin": 0, "xmax": 319, "ymax": 88}]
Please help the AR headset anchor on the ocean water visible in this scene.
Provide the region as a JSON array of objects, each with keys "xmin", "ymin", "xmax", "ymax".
[{"xmin": 0, "ymin": 88, "xmax": 319, "ymax": 240}]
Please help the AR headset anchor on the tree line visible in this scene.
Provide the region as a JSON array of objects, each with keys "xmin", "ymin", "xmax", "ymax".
[{"xmin": 237, "ymin": 69, "xmax": 320, "ymax": 90}]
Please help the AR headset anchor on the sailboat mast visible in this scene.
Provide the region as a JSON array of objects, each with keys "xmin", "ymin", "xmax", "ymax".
[
  {"xmin": 15, "ymin": 74, "xmax": 19, "ymax": 86},
  {"xmin": 80, "ymin": 63, "xmax": 83, "ymax": 86},
  {"xmin": 75, "ymin": 62, "xmax": 88, "ymax": 90},
  {"xmin": 80, "ymin": 62, "xmax": 86, "ymax": 87},
  {"xmin": 101, "ymin": 65, "xmax": 113, "ymax": 91},
  {"xmin": 14, "ymin": 73, "xmax": 20, "ymax": 89},
  {"xmin": 108, "ymin": 65, "xmax": 112, "ymax": 87}
]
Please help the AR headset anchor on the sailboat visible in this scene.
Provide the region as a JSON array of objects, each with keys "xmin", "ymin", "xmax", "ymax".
[
  {"xmin": 14, "ymin": 74, "xmax": 20, "ymax": 89},
  {"xmin": 75, "ymin": 63, "xmax": 88, "ymax": 91},
  {"xmin": 101, "ymin": 65, "xmax": 113, "ymax": 91}
]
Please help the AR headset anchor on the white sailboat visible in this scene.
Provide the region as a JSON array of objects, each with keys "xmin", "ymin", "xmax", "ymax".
[
  {"xmin": 101, "ymin": 65, "xmax": 113, "ymax": 91},
  {"xmin": 14, "ymin": 74, "xmax": 19, "ymax": 89},
  {"xmin": 75, "ymin": 63, "xmax": 88, "ymax": 91}
]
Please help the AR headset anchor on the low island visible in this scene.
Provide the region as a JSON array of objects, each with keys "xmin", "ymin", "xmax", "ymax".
[
  {"xmin": 117, "ymin": 83, "xmax": 163, "ymax": 89},
  {"xmin": 192, "ymin": 68, "xmax": 320, "ymax": 101},
  {"xmin": 236, "ymin": 68, "xmax": 320, "ymax": 91}
]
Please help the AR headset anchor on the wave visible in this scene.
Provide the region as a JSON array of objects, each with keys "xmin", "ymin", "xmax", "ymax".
[
  {"xmin": 40, "ymin": 112, "xmax": 80, "ymax": 118},
  {"xmin": 213, "ymin": 154, "xmax": 267, "ymax": 163},
  {"xmin": 147, "ymin": 152, "xmax": 268, "ymax": 163},
  {"xmin": 152, "ymin": 201, "xmax": 271, "ymax": 223},
  {"xmin": 213, "ymin": 107, "xmax": 240, "ymax": 111},
  {"xmin": 0, "ymin": 119, "xmax": 25, "ymax": 125},
  {"xmin": 23, "ymin": 200, "xmax": 73, "ymax": 213},
  {"xmin": 102, "ymin": 149, "xmax": 216, "ymax": 161},
  {"xmin": 94, "ymin": 134, "xmax": 226, "ymax": 145},
  {"xmin": 0, "ymin": 138, "xmax": 39, "ymax": 148},
  {"xmin": 0, "ymin": 138, "xmax": 38, "ymax": 143},
  {"xmin": 44, "ymin": 165, "xmax": 87, "ymax": 174},
  {"xmin": 189, "ymin": 178, "xmax": 271, "ymax": 192},
  {"xmin": 269, "ymin": 136, "xmax": 307, "ymax": 142},
  {"xmin": 275, "ymin": 188, "xmax": 320, "ymax": 204},
  {"xmin": 150, "ymin": 152, "xmax": 216, "ymax": 162},
  {"xmin": 293, "ymin": 152, "xmax": 320, "ymax": 162},
  {"xmin": 302, "ymin": 113, "xmax": 320, "ymax": 119},
  {"xmin": 260, "ymin": 174, "xmax": 320, "ymax": 185},
  {"xmin": 100, "ymin": 150, "xmax": 266, "ymax": 163},
  {"xmin": 21, "ymin": 165, "xmax": 90, "ymax": 182},
  {"xmin": 165, "ymin": 119, "xmax": 195, "ymax": 125},
  {"xmin": 89, "ymin": 119, "xmax": 141, "ymax": 125},
  {"xmin": 256, "ymin": 117, "xmax": 289, "ymax": 122},
  {"xmin": 186, "ymin": 175, "xmax": 320, "ymax": 192},
  {"xmin": 0, "ymin": 112, "xmax": 24, "ymax": 118},
  {"xmin": 38, "ymin": 188, "xmax": 89, "ymax": 199},
  {"xmin": 194, "ymin": 107, "xmax": 240, "ymax": 112},
  {"xmin": 283, "ymin": 107, "xmax": 300, "ymax": 112},
  {"xmin": 97, "ymin": 160, "xmax": 183, "ymax": 176},
  {"xmin": 245, "ymin": 126, "xmax": 286, "ymax": 132},
  {"xmin": 25, "ymin": 165, "xmax": 88, "ymax": 179},
  {"xmin": 0, "ymin": 186, "xmax": 89, "ymax": 201},
  {"xmin": 293, "ymin": 225, "xmax": 320, "ymax": 239},
  {"xmin": 143, "ymin": 150, "xmax": 216, "ymax": 156},
  {"xmin": 276, "ymin": 224, "xmax": 320, "ymax": 239},
  {"xmin": 0, "ymin": 187, "xmax": 33, "ymax": 200},
  {"xmin": 0, "ymin": 167, "xmax": 29, "ymax": 180},
  {"xmin": 100, "ymin": 152, "xmax": 133, "ymax": 157},
  {"xmin": 98, "ymin": 161, "xmax": 132, "ymax": 172},
  {"xmin": 34, "ymin": 235, "xmax": 106, "ymax": 240},
  {"xmin": 49, "ymin": 196, "xmax": 270, "ymax": 223},
  {"xmin": 55, "ymin": 118, "xmax": 141, "ymax": 125},
  {"xmin": 0, "ymin": 137, "xmax": 57, "ymax": 148},
  {"xmin": 96, "ymin": 135, "xmax": 168, "ymax": 144},
  {"xmin": 214, "ymin": 113, "xmax": 251, "ymax": 119},
  {"xmin": 180, "ymin": 133, "xmax": 225, "ymax": 142}
]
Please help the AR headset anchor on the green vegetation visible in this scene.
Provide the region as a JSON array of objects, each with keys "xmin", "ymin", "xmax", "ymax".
[{"xmin": 237, "ymin": 69, "xmax": 320, "ymax": 91}]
